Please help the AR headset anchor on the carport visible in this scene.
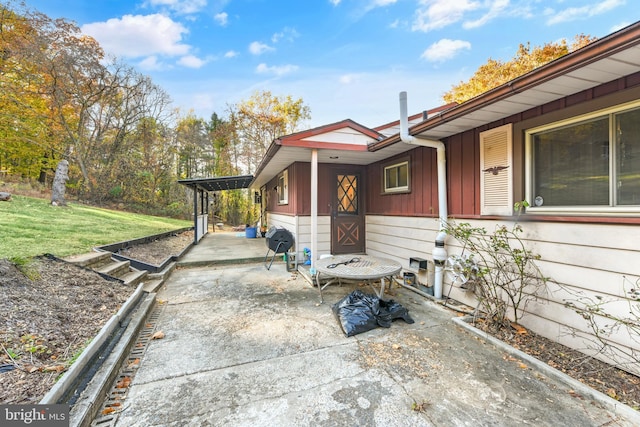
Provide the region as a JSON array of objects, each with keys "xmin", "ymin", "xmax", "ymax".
[{"xmin": 178, "ymin": 175, "xmax": 253, "ymax": 244}]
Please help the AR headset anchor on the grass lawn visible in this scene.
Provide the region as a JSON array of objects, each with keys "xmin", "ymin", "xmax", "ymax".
[{"xmin": 0, "ymin": 195, "xmax": 191, "ymax": 259}]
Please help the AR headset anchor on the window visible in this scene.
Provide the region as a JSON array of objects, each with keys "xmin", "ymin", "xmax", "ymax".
[
  {"xmin": 526, "ymin": 102, "xmax": 640, "ymax": 212},
  {"xmin": 277, "ymin": 170, "xmax": 288, "ymax": 204},
  {"xmin": 383, "ymin": 161, "xmax": 409, "ymax": 193}
]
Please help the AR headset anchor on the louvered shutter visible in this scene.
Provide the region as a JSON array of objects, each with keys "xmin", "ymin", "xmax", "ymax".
[{"xmin": 480, "ymin": 124, "xmax": 513, "ymax": 216}]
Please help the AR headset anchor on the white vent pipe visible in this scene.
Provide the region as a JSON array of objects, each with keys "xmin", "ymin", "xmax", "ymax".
[{"xmin": 399, "ymin": 91, "xmax": 448, "ymax": 299}]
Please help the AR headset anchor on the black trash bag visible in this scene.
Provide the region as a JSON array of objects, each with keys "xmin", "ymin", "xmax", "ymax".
[
  {"xmin": 332, "ymin": 290, "xmax": 380, "ymax": 337},
  {"xmin": 332, "ymin": 290, "xmax": 414, "ymax": 337},
  {"xmin": 377, "ymin": 298, "xmax": 415, "ymax": 328}
]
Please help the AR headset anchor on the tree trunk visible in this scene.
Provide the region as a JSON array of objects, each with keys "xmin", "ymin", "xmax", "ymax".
[{"xmin": 51, "ymin": 159, "xmax": 69, "ymax": 206}]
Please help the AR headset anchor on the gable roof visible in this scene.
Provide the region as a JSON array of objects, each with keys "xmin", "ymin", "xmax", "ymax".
[
  {"xmin": 374, "ymin": 20, "xmax": 640, "ymax": 148},
  {"xmin": 251, "ymin": 119, "xmax": 395, "ymax": 189}
]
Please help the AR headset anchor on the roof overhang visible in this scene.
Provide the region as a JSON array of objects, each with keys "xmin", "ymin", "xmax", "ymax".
[
  {"xmin": 388, "ymin": 21, "xmax": 640, "ymax": 143},
  {"xmin": 250, "ymin": 21, "xmax": 640, "ymax": 189},
  {"xmin": 178, "ymin": 175, "xmax": 254, "ymax": 192}
]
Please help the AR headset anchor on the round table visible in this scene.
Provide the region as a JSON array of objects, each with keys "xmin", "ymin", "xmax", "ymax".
[{"xmin": 314, "ymin": 255, "xmax": 402, "ymax": 302}]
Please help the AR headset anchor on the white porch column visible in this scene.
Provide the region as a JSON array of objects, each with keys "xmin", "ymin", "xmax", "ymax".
[{"xmin": 310, "ymin": 148, "xmax": 318, "ymax": 275}]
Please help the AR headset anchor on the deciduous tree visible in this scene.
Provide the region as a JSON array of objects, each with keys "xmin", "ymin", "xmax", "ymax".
[
  {"xmin": 443, "ymin": 35, "xmax": 596, "ymax": 104},
  {"xmin": 229, "ymin": 90, "xmax": 310, "ymax": 174}
]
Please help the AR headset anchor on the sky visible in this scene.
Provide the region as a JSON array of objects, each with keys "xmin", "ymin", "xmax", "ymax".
[{"xmin": 22, "ymin": 0, "xmax": 639, "ymax": 129}]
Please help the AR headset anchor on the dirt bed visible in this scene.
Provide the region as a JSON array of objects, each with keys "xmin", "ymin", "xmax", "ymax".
[
  {"xmin": 116, "ymin": 230, "xmax": 194, "ymax": 265},
  {"xmin": 0, "ymin": 257, "xmax": 136, "ymax": 404},
  {"xmin": 473, "ymin": 318, "xmax": 640, "ymax": 410}
]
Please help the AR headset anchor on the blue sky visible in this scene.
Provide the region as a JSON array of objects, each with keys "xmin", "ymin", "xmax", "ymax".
[{"xmin": 24, "ymin": 0, "xmax": 638, "ymax": 128}]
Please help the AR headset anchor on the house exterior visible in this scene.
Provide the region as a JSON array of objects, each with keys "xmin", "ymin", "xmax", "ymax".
[{"xmin": 250, "ymin": 21, "xmax": 640, "ymax": 369}]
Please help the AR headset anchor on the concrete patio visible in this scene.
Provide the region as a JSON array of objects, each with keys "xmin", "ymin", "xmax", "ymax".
[{"xmin": 99, "ymin": 232, "xmax": 638, "ymax": 426}]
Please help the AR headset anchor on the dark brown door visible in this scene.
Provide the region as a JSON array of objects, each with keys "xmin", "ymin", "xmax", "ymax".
[{"xmin": 331, "ymin": 172, "xmax": 365, "ymax": 254}]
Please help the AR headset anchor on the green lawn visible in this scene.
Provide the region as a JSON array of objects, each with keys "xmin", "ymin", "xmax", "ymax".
[{"xmin": 0, "ymin": 195, "xmax": 191, "ymax": 259}]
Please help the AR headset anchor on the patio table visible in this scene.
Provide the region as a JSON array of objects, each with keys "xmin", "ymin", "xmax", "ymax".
[{"xmin": 314, "ymin": 255, "xmax": 402, "ymax": 303}]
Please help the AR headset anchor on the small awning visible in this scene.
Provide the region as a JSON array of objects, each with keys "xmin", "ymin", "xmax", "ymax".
[{"xmin": 178, "ymin": 175, "xmax": 254, "ymax": 192}]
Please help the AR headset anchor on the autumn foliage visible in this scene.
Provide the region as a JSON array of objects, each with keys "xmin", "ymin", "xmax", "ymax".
[
  {"xmin": 0, "ymin": 3, "xmax": 309, "ymax": 222},
  {"xmin": 443, "ymin": 34, "xmax": 597, "ymax": 104}
]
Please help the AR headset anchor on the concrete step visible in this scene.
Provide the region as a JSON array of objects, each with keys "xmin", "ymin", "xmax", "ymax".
[
  {"xmin": 96, "ymin": 260, "xmax": 131, "ymax": 278},
  {"xmin": 63, "ymin": 251, "xmax": 112, "ymax": 269},
  {"xmin": 147, "ymin": 261, "xmax": 177, "ymax": 283},
  {"xmin": 120, "ymin": 269, "xmax": 148, "ymax": 287},
  {"xmin": 142, "ymin": 279, "xmax": 163, "ymax": 293}
]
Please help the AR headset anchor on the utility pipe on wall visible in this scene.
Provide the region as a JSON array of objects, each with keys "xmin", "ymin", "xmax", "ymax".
[{"xmin": 399, "ymin": 91, "xmax": 448, "ymax": 299}]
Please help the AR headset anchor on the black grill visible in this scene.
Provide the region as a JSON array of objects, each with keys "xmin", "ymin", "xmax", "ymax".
[{"xmin": 264, "ymin": 226, "xmax": 294, "ymax": 270}]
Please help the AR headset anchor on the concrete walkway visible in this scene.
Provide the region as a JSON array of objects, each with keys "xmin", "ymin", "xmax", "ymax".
[
  {"xmin": 108, "ymin": 233, "xmax": 638, "ymax": 426},
  {"xmin": 178, "ymin": 230, "xmax": 268, "ymax": 267}
]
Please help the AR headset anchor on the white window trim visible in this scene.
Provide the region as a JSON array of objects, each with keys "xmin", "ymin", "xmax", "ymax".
[
  {"xmin": 524, "ymin": 99, "xmax": 640, "ymax": 215},
  {"xmin": 383, "ymin": 160, "xmax": 409, "ymax": 193},
  {"xmin": 277, "ymin": 170, "xmax": 288, "ymax": 205}
]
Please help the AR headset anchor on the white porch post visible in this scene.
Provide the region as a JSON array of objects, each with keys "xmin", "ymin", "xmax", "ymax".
[{"xmin": 310, "ymin": 148, "xmax": 318, "ymax": 275}]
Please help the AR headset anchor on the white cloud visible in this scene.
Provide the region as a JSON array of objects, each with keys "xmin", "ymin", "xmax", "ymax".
[
  {"xmin": 463, "ymin": 0, "xmax": 510, "ymax": 29},
  {"xmin": 178, "ymin": 55, "xmax": 206, "ymax": 68},
  {"xmin": 272, "ymin": 27, "xmax": 300, "ymax": 43},
  {"xmin": 412, "ymin": 0, "xmax": 480, "ymax": 32},
  {"xmin": 421, "ymin": 39, "xmax": 471, "ymax": 62},
  {"xmin": 249, "ymin": 41, "xmax": 275, "ymax": 55},
  {"xmin": 82, "ymin": 14, "xmax": 190, "ymax": 58},
  {"xmin": 610, "ymin": 21, "xmax": 631, "ymax": 32},
  {"xmin": 214, "ymin": 12, "xmax": 228, "ymax": 26},
  {"xmin": 146, "ymin": 0, "xmax": 207, "ymax": 14},
  {"xmin": 329, "ymin": 0, "xmax": 341, "ymax": 6},
  {"xmin": 138, "ymin": 55, "xmax": 164, "ymax": 71},
  {"xmin": 224, "ymin": 50, "xmax": 239, "ymax": 58},
  {"xmin": 366, "ymin": 0, "xmax": 398, "ymax": 9},
  {"xmin": 255, "ymin": 63, "xmax": 299, "ymax": 76},
  {"xmin": 547, "ymin": 0, "xmax": 625, "ymax": 25},
  {"xmin": 339, "ymin": 73, "xmax": 362, "ymax": 84}
]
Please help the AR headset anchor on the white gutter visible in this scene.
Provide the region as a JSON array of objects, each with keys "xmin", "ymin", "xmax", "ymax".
[{"xmin": 399, "ymin": 91, "xmax": 448, "ymax": 299}]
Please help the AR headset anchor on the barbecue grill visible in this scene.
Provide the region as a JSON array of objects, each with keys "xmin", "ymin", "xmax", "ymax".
[{"xmin": 264, "ymin": 226, "xmax": 295, "ymax": 270}]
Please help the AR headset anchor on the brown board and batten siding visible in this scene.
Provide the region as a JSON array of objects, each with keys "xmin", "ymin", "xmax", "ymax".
[
  {"xmin": 365, "ymin": 132, "xmax": 481, "ymax": 218},
  {"xmin": 365, "ymin": 149, "xmax": 440, "ymax": 216},
  {"xmin": 266, "ymin": 162, "xmax": 363, "ymax": 217}
]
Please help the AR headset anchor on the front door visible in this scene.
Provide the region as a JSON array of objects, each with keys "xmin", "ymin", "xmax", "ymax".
[{"xmin": 331, "ymin": 171, "xmax": 365, "ymax": 254}]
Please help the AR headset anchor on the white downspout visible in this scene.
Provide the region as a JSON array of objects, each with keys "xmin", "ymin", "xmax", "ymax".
[{"xmin": 399, "ymin": 91, "xmax": 448, "ymax": 299}]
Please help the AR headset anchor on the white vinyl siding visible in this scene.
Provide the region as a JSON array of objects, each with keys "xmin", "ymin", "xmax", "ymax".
[{"xmin": 480, "ymin": 124, "xmax": 513, "ymax": 216}]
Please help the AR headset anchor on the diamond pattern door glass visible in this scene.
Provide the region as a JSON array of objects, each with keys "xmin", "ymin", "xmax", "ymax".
[{"xmin": 337, "ymin": 174, "xmax": 358, "ymax": 214}]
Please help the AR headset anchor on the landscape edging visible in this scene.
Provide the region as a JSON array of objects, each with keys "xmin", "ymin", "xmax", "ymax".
[{"xmin": 452, "ymin": 316, "xmax": 640, "ymax": 424}]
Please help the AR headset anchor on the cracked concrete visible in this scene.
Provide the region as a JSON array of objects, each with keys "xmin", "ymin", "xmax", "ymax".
[{"xmin": 108, "ymin": 252, "xmax": 637, "ymax": 427}]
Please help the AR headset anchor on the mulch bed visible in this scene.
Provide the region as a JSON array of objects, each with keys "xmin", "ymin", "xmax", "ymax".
[
  {"xmin": 471, "ymin": 318, "xmax": 640, "ymax": 410},
  {"xmin": 0, "ymin": 257, "xmax": 135, "ymax": 404}
]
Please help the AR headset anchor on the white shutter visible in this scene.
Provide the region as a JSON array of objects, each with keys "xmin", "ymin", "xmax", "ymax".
[{"xmin": 480, "ymin": 124, "xmax": 513, "ymax": 216}]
